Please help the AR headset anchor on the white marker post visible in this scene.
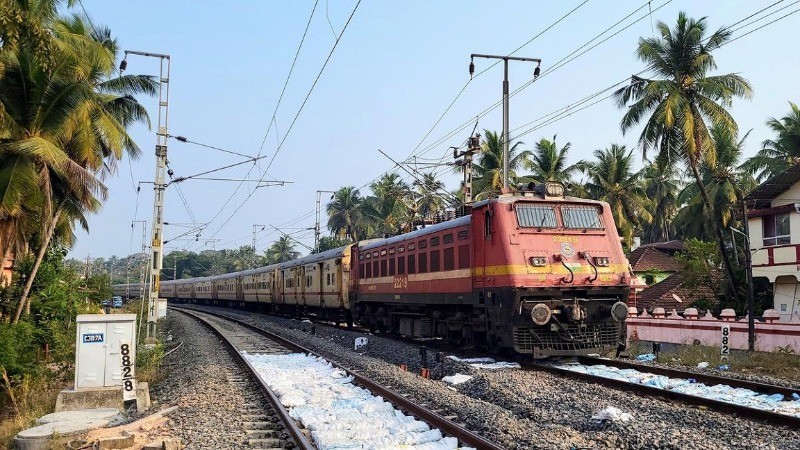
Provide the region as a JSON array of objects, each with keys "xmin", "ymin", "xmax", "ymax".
[
  {"xmin": 120, "ymin": 339, "xmax": 137, "ymax": 402},
  {"xmin": 354, "ymin": 337, "xmax": 368, "ymax": 351},
  {"xmin": 720, "ymin": 324, "xmax": 730, "ymax": 363}
]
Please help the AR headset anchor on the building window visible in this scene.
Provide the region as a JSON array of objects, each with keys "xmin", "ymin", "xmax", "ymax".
[{"xmin": 763, "ymin": 212, "xmax": 790, "ymax": 246}]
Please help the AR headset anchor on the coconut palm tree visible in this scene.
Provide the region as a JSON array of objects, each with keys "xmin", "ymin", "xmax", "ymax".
[
  {"xmin": 1, "ymin": 14, "xmax": 156, "ymax": 322},
  {"xmin": 676, "ymin": 125, "xmax": 755, "ymax": 239},
  {"xmin": 413, "ymin": 172, "xmax": 445, "ymax": 224},
  {"xmin": 327, "ymin": 186, "xmax": 367, "ymax": 241},
  {"xmin": 613, "ymin": 12, "xmax": 752, "ymax": 299},
  {"xmin": 264, "ymin": 236, "xmax": 300, "ymax": 264},
  {"xmin": 362, "ymin": 173, "xmax": 411, "ymax": 237},
  {"xmin": 640, "ymin": 160, "xmax": 681, "ymax": 243},
  {"xmin": 526, "ymin": 136, "xmax": 584, "ymax": 184},
  {"xmin": 472, "ymin": 130, "xmax": 532, "ymax": 199},
  {"xmin": 583, "ymin": 145, "xmax": 652, "ymax": 249},
  {"xmin": 743, "ymin": 102, "xmax": 800, "ymax": 181}
]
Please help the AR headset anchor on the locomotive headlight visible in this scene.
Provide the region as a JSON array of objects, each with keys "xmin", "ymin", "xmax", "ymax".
[
  {"xmin": 530, "ymin": 303, "xmax": 552, "ymax": 326},
  {"xmin": 594, "ymin": 256, "xmax": 610, "ymax": 267},
  {"xmin": 544, "ymin": 182, "xmax": 565, "ymax": 197},
  {"xmin": 529, "ymin": 256, "xmax": 548, "ymax": 267}
]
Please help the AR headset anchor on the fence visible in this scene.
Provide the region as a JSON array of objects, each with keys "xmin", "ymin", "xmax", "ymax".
[{"xmin": 626, "ymin": 307, "xmax": 800, "ymax": 353}]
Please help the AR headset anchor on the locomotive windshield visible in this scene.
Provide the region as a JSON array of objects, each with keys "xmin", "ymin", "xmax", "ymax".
[
  {"xmin": 516, "ymin": 204, "xmax": 557, "ymax": 228},
  {"xmin": 562, "ymin": 205, "xmax": 604, "ymax": 229}
]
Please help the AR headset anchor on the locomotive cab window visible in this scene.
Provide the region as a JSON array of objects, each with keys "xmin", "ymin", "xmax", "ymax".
[
  {"xmin": 562, "ymin": 205, "xmax": 604, "ymax": 229},
  {"xmin": 516, "ymin": 204, "xmax": 557, "ymax": 228}
]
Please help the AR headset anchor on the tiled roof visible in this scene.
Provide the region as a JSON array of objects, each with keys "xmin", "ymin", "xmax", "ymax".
[
  {"xmin": 629, "ymin": 246, "xmax": 684, "ymax": 273},
  {"xmin": 639, "ymin": 240, "xmax": 685, "ymax": 252},
  {"xmin": 631, "ymin": 272, "xmax": 719, "ymax": 312}
]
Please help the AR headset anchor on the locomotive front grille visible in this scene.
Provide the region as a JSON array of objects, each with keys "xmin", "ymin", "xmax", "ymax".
[{"xmin": 513, "ymin": 323, "xmax": 621, "ymax": 354}]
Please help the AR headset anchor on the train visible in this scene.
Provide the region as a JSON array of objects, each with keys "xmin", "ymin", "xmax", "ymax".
[{"xmin": 114, "ymin": 182, "xmax": 636, "ymax": 357}]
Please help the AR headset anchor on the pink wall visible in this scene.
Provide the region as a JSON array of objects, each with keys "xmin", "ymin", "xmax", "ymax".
[{"xmin": 626, "ymin": 308, "xmax": 800, "ymax": 353}]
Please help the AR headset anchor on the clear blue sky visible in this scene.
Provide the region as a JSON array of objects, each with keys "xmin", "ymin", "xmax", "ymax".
[{"xmin": 70, "ymin": 0, "xmax": 799, "ymax": 259}]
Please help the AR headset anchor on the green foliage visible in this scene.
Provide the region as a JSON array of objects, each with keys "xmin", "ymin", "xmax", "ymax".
[
  {"xmin": 676, "ymin": 238, "xmax": 724, "ymax": 305},
  {"xmin": 265, "ymin": 237, "xmax": 301, "ymax": 264},
  {"xmin": 315, "ymin": 236, "xmax": 352, "ymax": 253}
]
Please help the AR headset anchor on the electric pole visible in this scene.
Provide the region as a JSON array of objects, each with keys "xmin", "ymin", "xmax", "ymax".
[
  {"xmin": 121, "ymin": 50, "xmax": 171, "ymax": 345},
  {"xmin": 315, "ymin": 190, "xmax": 336, "ymax": 253},
  {"xmin": 453, "ymin": 133, "xmax": 481, "ymax": 215},
  {"xmin": 470, "ymin": 54, "xmax": 541, "ymax": 192}
]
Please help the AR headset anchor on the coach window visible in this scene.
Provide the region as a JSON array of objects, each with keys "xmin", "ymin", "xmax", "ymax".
[
  {"xmin": 398, "ymin": 245, "xmax": 405, "ymax": 253},
  {"xmin": 407, "ymin": 254, "xmax": 416, "ymax": 274},
  {"xmin": 389, "ymin": 247, "xmax": 395, "ymax": 255},
  {"xmin": 326, "ymin": 273, "xmax": 331, "ymax": 286},
  {"xmin": 398, "ymin": 255, "xmax": 406, "ymax": 274},
  {"xmin": 373, "ymin": 251, "xmax": 379, "ymax": 258},
  {"xmin": 418, "ymin": 252, "xmax": 428, "ymax": 273},
  {"xmin": 359, "ymin": 263, "xmax": 365, "ymax": 277},
  {"xmin": 431, "ymin": 236, "xmax": 440, "ymax": 247},
  {"xmin": 444, "ymin": 247, "xmax": 455, "ymax": 270},
  {"xmin": 373, "ymin": 261, "xmax": 379, "ymax": 277},
  {"xmin": 380, "ymin": 259, "xmax": 388, "ymax": 277},
  {"xmin": 444, "ymin": 234, "xmax": 453, "ymax": 244},
  {"xmin": 381, "ymin": 249, "xmax": 387, "ymax": 256},
  {"xmin": 431, "ymin": 250, "xmax": 441, "ymax": 271},
  {"xmin": 418, "ymin": 240, "xmax": 427, "ymax": 249},
  {"xmin": 331, "ymin": 273, "xmax": 336, "ymax": 285},
  {"xmin": 366, "ymin": 262, "xmax": 372, "ymax": 278},
  {"xmin": 408, "ymin": 243, "xmax": 416, "ymax": 251},
  {"xmin": 458, "ymin": 244, "xmax": 470, "ymax": 268},
  {"xmin": 389, "ymin": 258, "xmax": 396, "ymax": 276}
]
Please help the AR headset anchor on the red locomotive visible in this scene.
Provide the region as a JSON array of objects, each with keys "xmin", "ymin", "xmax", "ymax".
[{"xmin": 114, "ymin": 181, "xmax": 634, "ymax": 356}]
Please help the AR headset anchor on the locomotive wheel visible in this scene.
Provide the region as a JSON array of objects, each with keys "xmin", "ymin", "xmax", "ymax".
[{"xmin": 462, "ymin": 326, "xmax": 475, "ymax": 348}]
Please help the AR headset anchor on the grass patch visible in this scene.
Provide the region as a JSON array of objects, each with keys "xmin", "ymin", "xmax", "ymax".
[
  {"xmin": 631, "ymin": 342, "xmax": 800, "ymax": 382},
  {"xmin": 0, "ymin": 370, "xmax": 63, "ymax": 448}
]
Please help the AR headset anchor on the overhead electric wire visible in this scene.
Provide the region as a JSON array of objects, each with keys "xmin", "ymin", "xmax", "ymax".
[{"xmin": 205, "ymin": 0, "xmax": 363, "ymax": 241}]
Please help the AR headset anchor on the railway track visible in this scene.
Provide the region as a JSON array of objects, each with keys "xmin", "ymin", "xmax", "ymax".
[
  {"xmin": 530, "ymin": 356, "xmax": 800, "ymax": 428},
  {"xmin": 173, "ymin": 305, "xmax": 504, "ymax": 450}
]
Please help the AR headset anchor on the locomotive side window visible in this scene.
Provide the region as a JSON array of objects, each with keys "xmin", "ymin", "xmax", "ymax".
[
  {"xmin": 443, "ymin": 247, "xmax": 454, "ymax": 270},
  {"xmin": 389, "ymin": 258, "xmax": 396, "ymax": 276},
  {"xmin": 516, "ymin": 204, "xmax": 557, "ymax": 228},
  {"xmin": 372, "ymin": 261, "xmax": 378, "ymax": 277},
  {"xmin": 407, "ymin": 255, "xmax": 416, "ymax": 274},
  {"xmin": 418, "ymin": 240, "xmax": 427, "ymax": 249},
  {"xmin": 381, "ymin": 260, "xmax": 388, "ymax": 277},
  {"xmin": 484, "ymin": 211, "xmax": 492, "ymax": 237},
  {"xmin": 458, "ymin": 230, "xmax": 469, "ymax": 240},
  {"xmin": 562, "ymin": 205, "xmax": 604, "ymax": 229},
  {"xmin": 398, "ymin": 256, "xmax": 406, "ymax": 274},
  {"xmin": 366, "ymin": 262, "xmax": 372, "ymax": 278},
  {"xmin": 418, "ymin": 253, "xmax": 428, "ymax": 273},
  {"xmin": 359, "ymin": 263, "xmax": 365, "ymax": 277},
  {"xmin": 444, "ymin": 234, "xmax": 453, "ymax": 244},
  {"xmin": 430, "ymin": 250, "xmax": 440, "ymax": 271},
  {"xmin": 408, "ymin": 243, "xmax": 416, "ymax": 251},
  {"xmin": 430, "ymin": 237, "xmax": 440, "ymax": 247}
]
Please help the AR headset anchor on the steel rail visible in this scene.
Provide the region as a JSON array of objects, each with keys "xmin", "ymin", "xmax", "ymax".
[
  {"xmin": 173, "ymin": 308, "xmax": 314, "ymax": 450},
  {"xmin": 172, "ymin": 305, "xmax": 505, "ymax": 450},
  {"xmin": 529, "ymin": 361, "xmax": 800, "ymax": 428}
]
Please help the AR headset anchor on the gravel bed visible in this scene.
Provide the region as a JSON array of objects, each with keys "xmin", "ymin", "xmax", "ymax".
[
  {"xmin": 193, "ymin": 305, "xmax": 800, "ymax": 450},
  {"xmin": 150, "ymin": 311, "xmax": 280, "ymax": 449}
]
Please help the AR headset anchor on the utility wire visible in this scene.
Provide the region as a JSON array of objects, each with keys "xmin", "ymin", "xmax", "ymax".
[{"xmin": 206, "ymin": 0, "xmax": 363, "ymax": 241}]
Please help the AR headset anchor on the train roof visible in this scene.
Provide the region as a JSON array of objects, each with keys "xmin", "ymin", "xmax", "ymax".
[
  {"xmin": 279, "ymin": 245, "xmax": 349, "ymax": 269},
  {"xmin": 359, "ymin": 215, "xmax": 471, "ymax": 251},
  {"xmin": 471, "ymin": 193, "xmax": 608, "ymax": 209}
]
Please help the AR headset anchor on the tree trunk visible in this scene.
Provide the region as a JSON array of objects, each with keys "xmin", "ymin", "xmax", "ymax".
[
  {"xmin": 12, "ymin": 208, "xmax": 62, "ymax": 324},
  {"xmin": 686, "ymin": 154, "xmax": 740, "ymax": 305}
]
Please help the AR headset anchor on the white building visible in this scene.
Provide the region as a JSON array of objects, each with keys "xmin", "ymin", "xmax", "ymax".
[{"xmin": 747, "ymin": 164, "xmax": 800, "ymax": 322}]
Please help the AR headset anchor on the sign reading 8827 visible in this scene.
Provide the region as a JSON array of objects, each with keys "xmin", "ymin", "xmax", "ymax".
[{"xmin": 120, "ymin": 340, "xmax": 137, "ymax": 402}]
